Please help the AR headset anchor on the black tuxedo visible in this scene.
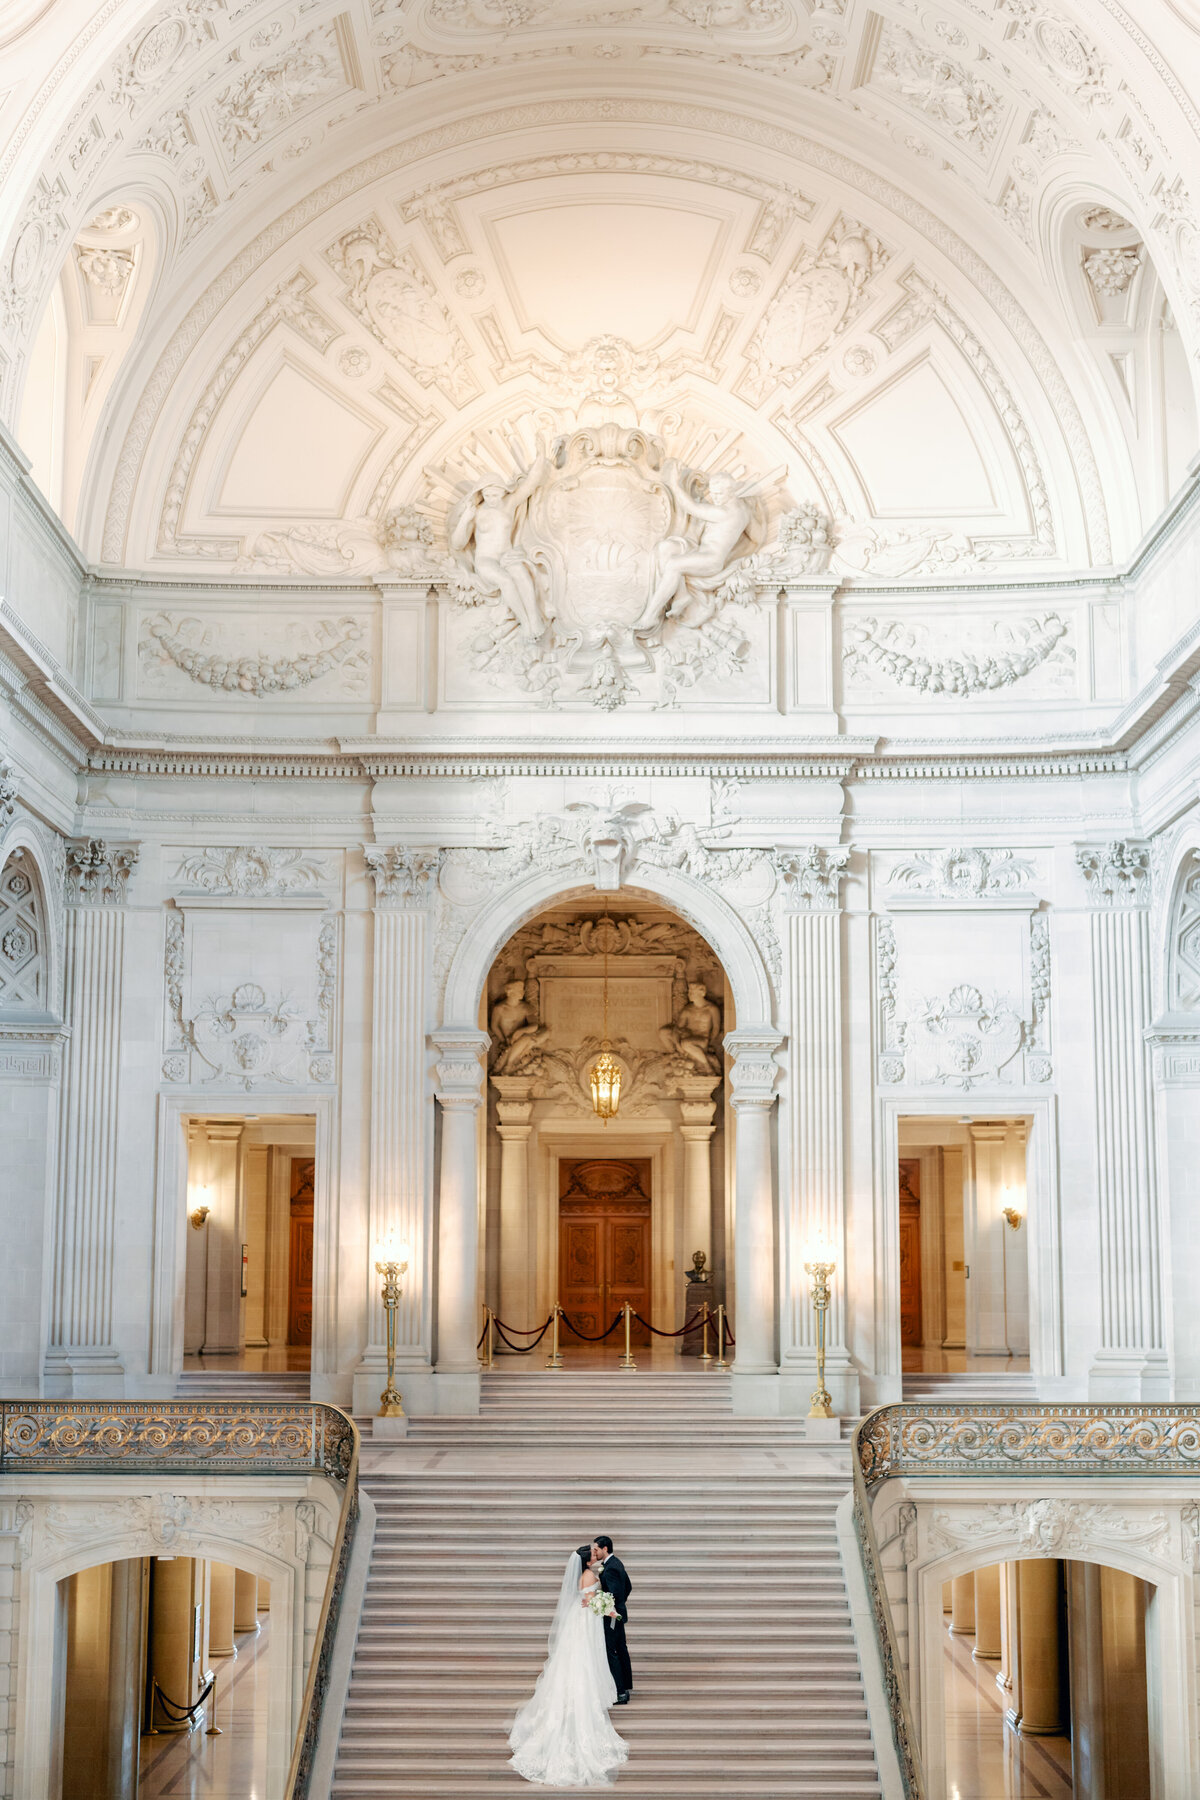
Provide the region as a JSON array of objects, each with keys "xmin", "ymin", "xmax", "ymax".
[{"xmin": 598, "ymin": 1554, "xmax": 632, "ymax": 1698}]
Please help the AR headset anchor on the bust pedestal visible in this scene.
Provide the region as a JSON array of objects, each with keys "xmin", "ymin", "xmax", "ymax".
[{"xmin": 681, "ymin": 1276, "xmax": 715, "ymax": 1358}]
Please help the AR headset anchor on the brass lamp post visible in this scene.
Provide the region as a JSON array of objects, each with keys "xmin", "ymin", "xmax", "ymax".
[
  {"xmin": 373, "ymin": 1229, "xmax": 411, "ymax": 1418},
  {"xmin": 804, "ymin": 1251, "xmax": 836, "ymax": 1420}
]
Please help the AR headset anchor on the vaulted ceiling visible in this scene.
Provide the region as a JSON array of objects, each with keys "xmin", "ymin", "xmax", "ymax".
[{"xmin": 1, "ymin": 0, "xmax": 1198, "ymax": 576}]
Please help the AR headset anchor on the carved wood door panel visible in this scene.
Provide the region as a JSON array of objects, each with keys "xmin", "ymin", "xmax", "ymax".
[
  {"xmin": 288, "ymin": 1157, "xmax": 315, "ymax": 1346},
  {"xmin": 899, "ymin": 1157, "xmax": 922, "ymax": 1348},
  {"xmin": 558, "ymin": 1159, "xmax": 652, "ymax": 1347}
]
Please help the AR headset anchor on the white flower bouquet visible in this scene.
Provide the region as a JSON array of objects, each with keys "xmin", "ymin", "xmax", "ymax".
[{"xmin": 586, "ymin": 1587, "xmax": 617, "ymax": 1620}]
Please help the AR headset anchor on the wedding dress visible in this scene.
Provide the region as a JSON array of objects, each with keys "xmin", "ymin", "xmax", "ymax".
[{"xmin": 508, "ymin": 1552, "xmax": 630, "ymax": 1787}]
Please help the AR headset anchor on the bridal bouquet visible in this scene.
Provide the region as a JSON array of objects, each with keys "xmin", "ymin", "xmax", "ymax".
[{"xmin": 586, "ymin": 1587, "xmax": 617, "ymax": 1620}]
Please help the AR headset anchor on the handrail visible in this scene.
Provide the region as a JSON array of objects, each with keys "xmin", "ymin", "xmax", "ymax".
[
  {"xmin": 850, "ymin": 1411, "xmax": 926, "ymax": 1800},
  {"xmin": 856, "ymin": 1400, "xmax": 1200, "ymax": 1489},
  {"xmin": 849, "ymin": 1400, "xmax": 1200, "ymax": 1800},
  {"xmin": 0, "ymin": 1400, "xmax": 359, "ymax": 1798}
]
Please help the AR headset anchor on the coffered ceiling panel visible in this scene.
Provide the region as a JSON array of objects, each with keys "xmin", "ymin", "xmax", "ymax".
[
  {"xmin": 0, "ymin": 0, "xmax": 1196, "ymax": 568},
  {"xmin": 483, "ymin": 197, "xmax": 731, "ymax": 347}
]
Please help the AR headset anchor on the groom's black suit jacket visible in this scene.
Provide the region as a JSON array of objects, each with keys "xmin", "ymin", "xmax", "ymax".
[{"xmin": 598, "ymin": 1554, "xmax": 631, "ymax": 1623}]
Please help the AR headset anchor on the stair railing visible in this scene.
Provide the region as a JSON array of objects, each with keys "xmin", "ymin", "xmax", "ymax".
[
  {"xmin": 851, "ymin": 1400, "xmax": 1200, "ymax": 1800},
  {"xmin": 0, "ymin": 1400, "xmax": 359, "ymax": 1799}
]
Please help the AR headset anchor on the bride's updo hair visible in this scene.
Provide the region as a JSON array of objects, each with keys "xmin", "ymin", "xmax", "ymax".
[{"xmin": 576, "ymin": 1544, "xmax": 593, "ymax": 1568}]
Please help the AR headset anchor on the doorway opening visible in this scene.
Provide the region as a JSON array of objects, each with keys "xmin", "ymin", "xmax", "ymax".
[
  {"xmin": 50, "ymin": 1555, "xmax": 270, "ymax": 1799},
  {"xmin": 898, "ymin": 1116, "xmax": 1031, "ymax": 1389},
  {"xmin": 183, "ymin": 1114, "xmax": 315, "ymax": 1373},
  {"xmin": 941, "ymin": 1557, "xmax": 1153, "ymax": 1800}
]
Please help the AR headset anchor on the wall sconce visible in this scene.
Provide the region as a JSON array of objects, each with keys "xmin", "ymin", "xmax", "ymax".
[
  {"xmin": 189, "ymin": 1204, "xmax": 210, "ymax": 1230},
  {"xmin": 1002, "ymin": 1206, "xmax": 1023, "ymax": 1231}
]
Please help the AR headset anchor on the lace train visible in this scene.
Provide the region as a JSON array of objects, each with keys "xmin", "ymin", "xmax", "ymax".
[{"xmin": 508, "ymin": 1600, "xmax": 629, "ymax": 1787}]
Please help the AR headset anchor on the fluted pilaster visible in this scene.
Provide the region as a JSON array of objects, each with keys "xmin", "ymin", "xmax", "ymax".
[
  {"xmin": 361, "ymin": 848, "xmax": 441, "ymax": 1382},
  {"xmin": 776, "ymin": 848, "xmax": 854, "ymax": 1411},
  {"xmin": 1077, "ymin": 843, "xmax": 1166, "ymax": 1398},
  {"xmin": 46, "ymin": 840, "xmax": 138, "ymax": 1397},
  {"xmin": 725, "ymin": 1026, "xmax": 784, "ymax": 1395}
]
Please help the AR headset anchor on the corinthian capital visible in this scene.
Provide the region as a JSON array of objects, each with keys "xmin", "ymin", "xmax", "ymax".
[
  {"xmin": 774, "ymin": 846, "xmax": 850, "ymax": 911},
  {"xmin": 1076, "ymin": 840, "xmax": 1150, "ymax": 908},
  {"xmin": 364, "ymin": 845, "xmax": 443, "ymax": 907},
  {"xmin": 65, "ymin": 838, "xmax": 139, "ymax": 904}
]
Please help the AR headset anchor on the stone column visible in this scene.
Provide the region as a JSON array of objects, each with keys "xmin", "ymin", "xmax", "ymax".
[
  {"xmin": 233, "ymin": 1568, "xmax": 258, "ymax": 1635},
  {"xmin": 433, "ymin": 1026, "xmax": 490, "ymax": 1410},
  {"xmin": 973, "ymin": 1563, "xmax": 1002, "ymax": 1660},
  {"xmin": 775, "ymin": 849, "xmax": 856, "ymax": 1415},
  {"xmin": 201, "ymin": 1121, "xmax": 244, "ymax": 1355},
  {"xmin": 949, "ymin": 1574, "xmax": 976, "ymax": 1636},
  {"xmin": 207, "ymin": 1561, "xmax": 236, "ymax": 1658},
  {"xmin": 1077, "ymin": 844, "xmax": 1167, "ymax": 1398},
  {"xmin": 968, "ymin": 1123, "xmax": 1009, "ymax": 1356},
  {"xmin": 1147, "ymin": 1009, "xmax": 1200, "ymax": 1398},
  {"xmin": 1015, "ymin": 1560, "xmax": 1063, "ymax": 1735},
  {"xmin": 725, "ymin": 1027, "xmax": 784, "ymax": 1408},
  {"xmin": 998, "ymin": 1562, "xmax": 1018, "ymax": 1709},
  {"xmin": 45, "ymin": 839, "xmax": 138, "ymax": 1397},
  {"xmin": 1067, "ymin": 1561, "xmax": 1152, "ymax": 1798},
  {"xmin": 492, "ymin": 1075, "xmax": 535, "ymax": 1333},
  {"xmin": 354, "ymin": 848, "xmax": 441, "ymax": 1416},
  {"xmin": 149, "ymin": 1556, "xmax": 201, "ymax": 1730},
  {"xmin": 679, "ymin": 1076, "xmax": 719, "ymax": 1278}
]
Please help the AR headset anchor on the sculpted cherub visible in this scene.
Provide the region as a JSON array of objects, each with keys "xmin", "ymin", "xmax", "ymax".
[
  {"xmin": 489, "ymin": 979, "xmax": 549, "ymax": 1075},
  {"xmin": 634, "ymin": 461, "xmax": 771, "ymax": 636},
  {"xmin": 447, "ymin": 442, "xmax": 551, "ymax": 643},
  {"xmin": 658, "ymin": 982, "xmax": 723, "ymax": 1076}
]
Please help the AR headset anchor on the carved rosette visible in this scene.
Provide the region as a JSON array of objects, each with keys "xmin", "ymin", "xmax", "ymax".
[{"xmin": 65, "ymin": 838, "xmax": 139, "ymax": 904}]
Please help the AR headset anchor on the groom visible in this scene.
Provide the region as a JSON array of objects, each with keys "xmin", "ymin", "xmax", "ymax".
[{"xmin": 592, "ymin": 1535, "xmax": 632, "ymax": 1704}]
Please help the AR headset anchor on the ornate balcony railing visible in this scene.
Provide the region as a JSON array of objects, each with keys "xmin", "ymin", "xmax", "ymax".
[
  {"xmin": 0, "ymin": 1400, "xmax": 359, "ymax": 1799},
  {"xmin": 850, "ymin": 1401, "xmax": 1200, "ymax": 1800}
]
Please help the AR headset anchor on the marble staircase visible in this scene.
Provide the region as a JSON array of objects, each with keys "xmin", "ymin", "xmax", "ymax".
[
  {"xmin": 900, "ymin": 1369, "xmax": 1039, "ymax": 1403},
  {"xmin": 174, "ymin": 1367, "xmax": 312, "ymax": 1403},
  {"xmin": 332, "ymin": 1373, "xmax": 881, "ymax": 1798}
]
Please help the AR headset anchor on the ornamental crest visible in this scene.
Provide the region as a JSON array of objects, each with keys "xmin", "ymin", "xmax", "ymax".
[{"xmin": 438, "ymin": 423, "xmax": 786, "ymax": 709}]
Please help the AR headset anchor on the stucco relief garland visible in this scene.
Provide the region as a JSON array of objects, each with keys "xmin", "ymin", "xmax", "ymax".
[{"xmin": 97, "ymin": 98, "xmax": 1110, "ymax": 567}]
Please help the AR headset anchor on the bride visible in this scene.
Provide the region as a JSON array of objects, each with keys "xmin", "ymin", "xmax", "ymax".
[{"xmin": 508, "ymin": 1545, "xmax": 630, "ymax": 1787}]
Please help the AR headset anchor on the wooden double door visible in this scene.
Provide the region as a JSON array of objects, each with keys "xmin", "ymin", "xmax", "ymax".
[
  {"xmin": 558, "ymin": 1159, "xmax": 652, "ymax": 1347},
  {"xmin": 288, "ymin": 1157, "xmax": 315, "ymax": 1346}
]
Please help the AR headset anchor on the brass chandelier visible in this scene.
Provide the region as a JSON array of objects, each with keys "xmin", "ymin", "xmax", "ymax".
[{"xmin": 589, "ymin": 907, "xmax": 622, "ymax": 1122}]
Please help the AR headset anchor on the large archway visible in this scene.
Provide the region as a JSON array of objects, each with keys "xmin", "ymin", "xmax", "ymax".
[{"xmin": 480, "ymin": 890, "xmax": 734, "ymax": 1354}]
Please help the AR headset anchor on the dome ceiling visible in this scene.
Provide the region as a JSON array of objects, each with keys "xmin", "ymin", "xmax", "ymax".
[{"xmin": 0, "ymin": 0, "xmax": 1197, "ymax": 573}]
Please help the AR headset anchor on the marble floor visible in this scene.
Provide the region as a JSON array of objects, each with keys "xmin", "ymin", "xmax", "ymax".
[
  {"xmin": 182, "ymin": 1344, "xmax": 311, "ymax": 1371},
  {"xmin": 944, "ymin": 1625, "xmax": 1072, "ymax": 1799},
  {"xmin": 139, "ymin": 1617, "xmax": 269, "ymax": 1799},
  {"xmin": 903, "ymin": 1346, "xmax": 1032, "ymax": 1374}
]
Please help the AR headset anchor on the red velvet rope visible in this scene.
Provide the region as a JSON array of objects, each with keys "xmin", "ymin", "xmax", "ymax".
[
  {"xmin": 629, "ymin": 1308, "xmax": 709, "ymax": 1338},
  {"xmin": 561, "ymin": 1312, "xmax": 624, "ymax": 1342}
]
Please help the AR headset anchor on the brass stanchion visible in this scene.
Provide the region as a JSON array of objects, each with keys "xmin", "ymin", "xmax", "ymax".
[
  {"xmin": 715, "ymin": 1303, "xmax": 728, "ymax": 1370},
  {"xmin": 699, "ymin": 1302, "xmax": 713, "ymax": 1367},
  {"xmin": 619, "ymin": 1299, "xmax": 637, "ymax": 1371},
  {"xmin": 206, "ymin": 1671, "xmax": 222, "ymax": 1736},
  {"xmin": 481, "ymin": 1306, "xmax": 495, "ymax": 1369},
  {"xmin": 545, "ymin": 1303, "xmax": 564, "ymax": 1369}
]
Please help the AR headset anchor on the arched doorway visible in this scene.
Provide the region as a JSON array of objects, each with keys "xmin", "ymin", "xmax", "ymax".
[{"xmin": 481, "ymin": 892, "xmax": 732, "ymax": 1356}]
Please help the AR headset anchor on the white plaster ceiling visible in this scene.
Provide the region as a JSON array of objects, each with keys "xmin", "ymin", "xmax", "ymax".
[{"xmin": 0, "ymin": 0, "xmax": 1197, "ymax": 574}]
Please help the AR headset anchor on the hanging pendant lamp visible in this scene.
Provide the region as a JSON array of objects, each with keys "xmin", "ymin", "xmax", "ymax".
[{"xmin": 590, "ymin": 907, "xmax": 622, "ymax": 1122}]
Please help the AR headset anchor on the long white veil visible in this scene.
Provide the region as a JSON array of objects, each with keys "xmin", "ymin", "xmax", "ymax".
[{"xmin": 546, "ymin": 1550, "xmax": 583, "ymax": 1659}]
